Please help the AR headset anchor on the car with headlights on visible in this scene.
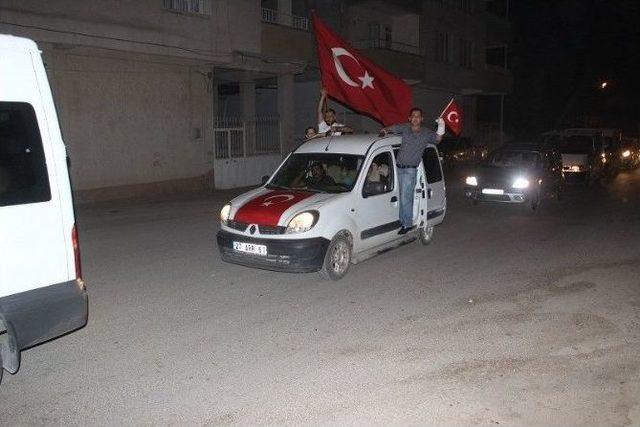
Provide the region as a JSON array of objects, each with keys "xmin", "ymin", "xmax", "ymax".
[
  {"xmin": 620, "ymin": 138, "xmax": 640, "ymax": 170},
  {"xmin": 464, "ymin": 143, "xmax": 564, "ymax": 211},
  {"xmin": 216, "ymin": 134, "xmax": 447, "ymax": 280}
]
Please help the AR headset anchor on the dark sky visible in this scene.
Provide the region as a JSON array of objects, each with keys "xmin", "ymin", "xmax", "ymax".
[{"xmin": 507, "ymin": 0, "xmax": 640, "ymax": 136}]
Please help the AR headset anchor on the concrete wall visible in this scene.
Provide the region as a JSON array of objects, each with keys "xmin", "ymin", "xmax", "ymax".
[{"xmin": 45, "ymin": 50, "xmax": 213, "ymax": 190}]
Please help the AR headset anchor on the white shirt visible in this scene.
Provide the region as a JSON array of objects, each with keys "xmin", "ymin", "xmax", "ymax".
[{"xmin": 318, "ymin": 120, "xmax": 344, "ymax": 135}]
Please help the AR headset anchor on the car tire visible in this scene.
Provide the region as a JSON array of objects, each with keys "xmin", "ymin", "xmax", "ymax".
[
  {"xmin": 419, "ymin": 226, "xmax": 434, "ymax": 245},
  {"xmin": 529, "ymin": 191, "xmax": 541, "ymax": 211},
  {"xmin": 319, "ymin": 233, "xmax": 352, "ymax": 281}
]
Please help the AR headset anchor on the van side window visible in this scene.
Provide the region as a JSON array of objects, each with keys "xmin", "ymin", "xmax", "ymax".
[
  {"xmin": 422, "ymin": 146, "xmax": 443, "ymax": 183},
  {"xmin": 363, "ymin": 151, "xmax": 394, "ymax": 197},
  {"xmin": 0, "ymin": 102, "xmax": 51, "ymax": 206}
]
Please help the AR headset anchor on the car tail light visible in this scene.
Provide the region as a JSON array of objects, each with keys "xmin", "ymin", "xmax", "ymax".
[{"xmin": 72, "ymin": 224, "xmax": 83, "ymax": 280}]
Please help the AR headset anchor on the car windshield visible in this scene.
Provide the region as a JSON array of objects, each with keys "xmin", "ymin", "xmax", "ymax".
[
  {"xmin": 267, "ymin": 153, "xmax": 364, "ymax": 193},
  {"xmin": 487, "ymin": 150, "xmax": 541, "ymax": 168},
  {"xmin": 558, "ymin": 135, "xmax": 594, "ymax": 154}
]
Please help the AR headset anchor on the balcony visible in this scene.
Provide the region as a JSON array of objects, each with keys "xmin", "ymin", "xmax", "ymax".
[
  {"xmin": 261, "ymin": 7, "xmax": 309, "ymax": 31},
  {"xmin": 351, "ymin": 39, "xmax": 424, "ymax": 56}
]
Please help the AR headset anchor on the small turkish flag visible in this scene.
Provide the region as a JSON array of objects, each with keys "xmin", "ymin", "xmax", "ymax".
[
  {"xmin": 312, "ymin": 14, "xmax": 412, "ymax": 126},
  {"xmin": 440, "ymin": 98, "xmax": 463, "ymax": 136}
]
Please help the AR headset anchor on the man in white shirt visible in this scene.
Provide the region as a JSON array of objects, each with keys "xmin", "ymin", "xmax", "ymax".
[{"xmin": 318, "ymin": 88, "xmax": 353, "ymax": 136}]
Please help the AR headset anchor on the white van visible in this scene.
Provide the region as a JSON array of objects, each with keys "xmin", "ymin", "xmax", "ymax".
[{"xmin": 0, "ymin": 35, "xmax": 87, "ymax": 383}]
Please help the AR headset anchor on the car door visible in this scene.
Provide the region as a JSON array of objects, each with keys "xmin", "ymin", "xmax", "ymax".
[
  {"xmin": 354, "ymin": 149, "xmax": 399, "ymax": 250},
  {"xmin": 423, "ymin": 145, "xmax": 446, "ymax": 227}
]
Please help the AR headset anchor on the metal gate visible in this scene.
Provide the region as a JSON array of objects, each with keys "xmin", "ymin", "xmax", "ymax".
[{"xmin": 213, "ymin": 116, "xmax": 283, "ymax": 189}]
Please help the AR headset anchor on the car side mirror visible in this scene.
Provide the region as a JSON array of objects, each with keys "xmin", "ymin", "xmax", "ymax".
[{"xmin": 261, "ymin": 175, "xmax": 269, "ymax": 185}]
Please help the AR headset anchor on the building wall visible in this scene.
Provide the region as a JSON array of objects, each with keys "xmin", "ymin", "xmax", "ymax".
[{"xmin": 45, "ymin": 50, "xmax": 213, "ymax": 190}]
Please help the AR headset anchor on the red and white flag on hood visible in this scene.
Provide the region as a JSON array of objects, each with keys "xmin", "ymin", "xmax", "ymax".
[
  {"xmin": 440, "ymin": 98, "xmax": 463, "ymax": 136},
  {"xmin": 312, "ymin": 13, "xmax": 413, "ymax": 126}
]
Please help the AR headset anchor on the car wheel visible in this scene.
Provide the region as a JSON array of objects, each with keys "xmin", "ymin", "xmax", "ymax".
[
  {"xmin": 419, "ymin": 226, "xmax": 434, "ymax": 245},
  {"xmin": 319, "ymin": 233, "xmax": 352, "ymax": 280}
]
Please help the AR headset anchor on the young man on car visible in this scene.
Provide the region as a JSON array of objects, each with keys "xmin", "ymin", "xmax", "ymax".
[
  {"xmin": 317, "ymin": 88, "xmax": 353, "ymax": 136},
  {"xmin": 380, "ymin": 108, "xmax": 445, "ymax": 234}
]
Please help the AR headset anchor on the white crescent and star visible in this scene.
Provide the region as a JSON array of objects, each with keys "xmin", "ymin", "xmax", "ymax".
[
  {"xmin": 261, "ymin": 194, "xmax": 295, "ymax": 207},
  {"xmin": 447, "ymin": 111, "xmax": 460, "ymax": 123},
  {"xmin": 331, "ymin": 47, "xmax": 375, "ymax": 89}
]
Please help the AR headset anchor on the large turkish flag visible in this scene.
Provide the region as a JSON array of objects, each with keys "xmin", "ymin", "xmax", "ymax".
[{"xmin": 312, "ymin": 14, "xmax": 413, "ymax": 126}]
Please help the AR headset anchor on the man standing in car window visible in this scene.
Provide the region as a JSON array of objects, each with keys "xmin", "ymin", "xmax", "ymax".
[{"xmin": 381, "ymin": 108, "xmax": 445, "ymax": 234}]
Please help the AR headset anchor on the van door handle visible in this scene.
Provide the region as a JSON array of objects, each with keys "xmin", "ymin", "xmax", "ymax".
[{"xmin": 390, "ymin": 196, "xmax": 397, "ymax": 203}]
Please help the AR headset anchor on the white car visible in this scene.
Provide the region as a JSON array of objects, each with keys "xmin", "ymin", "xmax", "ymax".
[
  {"xmin": 216, "ymin": 134, "xmax": 446, "ymax": 280},
  {"xmin": 0, "ymin": 35, "xmax": 87, "ymax": 383}
]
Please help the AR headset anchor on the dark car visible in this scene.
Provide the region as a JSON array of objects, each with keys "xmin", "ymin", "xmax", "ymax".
[
  {"xmin": 620, "ymin": 138, "xmax": 640, "ymax": 170},
  {"xmin": 464, "ymin": 143, "xmax": 564, "ymax": 211},
  {"xmin": 439, "ymin": 137, "xmax": 486, "ymax": 169}
]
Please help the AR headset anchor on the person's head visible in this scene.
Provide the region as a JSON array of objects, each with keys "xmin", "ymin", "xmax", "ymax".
[
  {"xmin": 408, "ymin": 107, "xmax": 424, "ymax": 127},
  {"xmin": 324, "ymin": 108, "xmax": 336, "ymax": 125},
  {"xmin": 310, "ymin": 162, "xmax": 326, "ymax": 179},
  {"xmin": 305, "ymin": 126, "xmax": 317, "ymax": 139}
]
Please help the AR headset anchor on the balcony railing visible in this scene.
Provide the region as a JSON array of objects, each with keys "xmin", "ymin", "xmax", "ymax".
[
  {"xmin": 352, "ymin": 39, "xmax": 424, "ymax": 56},
  {"xmin": 261, "ymin": 8, "xmax": 309, "ymax": 31}
]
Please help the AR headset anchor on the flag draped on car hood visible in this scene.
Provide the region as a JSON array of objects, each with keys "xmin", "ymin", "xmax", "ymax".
[{"xmin": 312, "ymin": 14, "xmax": 413, "ymax": 126}]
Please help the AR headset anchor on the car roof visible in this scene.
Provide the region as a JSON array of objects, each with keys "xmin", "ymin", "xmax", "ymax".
[
  {"xmin": 0, "ymin": 34, "xmax": 39, "ymax": 52},
  {"xmin": 294, "ymin": 134, "xmax": 400, "ymax": 156}
]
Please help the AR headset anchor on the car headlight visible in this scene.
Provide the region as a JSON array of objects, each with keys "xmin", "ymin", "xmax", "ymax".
[
  {"xmin": 570, "ymin": 165, "xmax": 582, "ymax": 172},
  {"xmin": 286, "ymin": 211, "xmax": 318, "ymax": 234},
  {"xmin": 465, "ymin": 176, "xmax": 478, "ymax": 186},
  {"xmin": 512, "ymin": 178, "xmax": 529, "ymax": 189},
  {"xmin": 622, "ymin": 150, "xmax": 631, "ymax": 158},
  {"xmin": 220, "ymin": 204, "xmax": 231, "ymax": 223}
]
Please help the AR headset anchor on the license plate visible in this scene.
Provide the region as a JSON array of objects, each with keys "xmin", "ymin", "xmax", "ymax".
[
  {"xmin": 233, "ymin": 241, "xmax": 267, "ymax": 256},
  {"xmin": 482, "ymin": 188, "xmax": 504, "ymax": 195}
]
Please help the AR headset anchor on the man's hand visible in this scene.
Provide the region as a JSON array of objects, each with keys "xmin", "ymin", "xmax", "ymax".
[
  {"xmin": 435, "ymin": 117, "xmax": 445, "ymax": 136},
  {"xmin": 320, "ymin": 88, "xmax": 327, "ymax": 97},
  {"xmin": 379, "ymin": 127, "xmax": 391, "ymax": 137}
]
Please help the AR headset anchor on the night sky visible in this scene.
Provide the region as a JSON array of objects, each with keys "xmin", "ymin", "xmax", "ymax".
[{"xmin": 507, "ymin": 0, "xmax": 640, "ymax": 137}]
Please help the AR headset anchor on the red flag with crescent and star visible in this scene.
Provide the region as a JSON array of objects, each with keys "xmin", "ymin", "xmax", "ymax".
[
  {"xmin": 440, "ymin": 98, "xmax": 463, "ymax": 136},
  {"xmin": 312, "ymin": 14, "xmax": 412, "ymax": 126}
]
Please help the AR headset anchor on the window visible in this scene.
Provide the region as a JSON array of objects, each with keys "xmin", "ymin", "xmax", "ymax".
[
  {"xmin": 486, "ymin": 46, "xmax": 508, "ymax": 68},
  {"xmin": 458, "ymin": 39, "xmax": 473, "ymax": 68},
  {"xmin": 434, "ymin": 31, "xmax": 450, "ymax": 63},
  {"xmin": 363, "ymin": 152, "xmax": 394, "ymax": 197},
  {"xmin": 422, "ymin": 147, "xmax": 443, "ymax": 184},
  {"xmin": 0, "ymin": 102, "xmax": 51, "ymax": 206},
  {"xmin": 163, "ymin": 0, "xmax": 211, "ymax": 16}
]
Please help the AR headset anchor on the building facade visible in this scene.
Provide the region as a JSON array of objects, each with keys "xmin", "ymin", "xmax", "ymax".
[{"xmin": 0, "ymin": 0, "xmax": 511, "ymax": 200}]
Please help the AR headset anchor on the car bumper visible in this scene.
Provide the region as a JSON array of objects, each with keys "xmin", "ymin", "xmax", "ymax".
[
  {"xmin": 217, "ymin": 230, "xmax": 330, "ymax": 273},
  {"xmin": 0, "ymin": 279, "xmax": 88, "ymax": 371},
  {"xmin": 465, "ymin": 187, "xmax": 530, "ymax": 203}
]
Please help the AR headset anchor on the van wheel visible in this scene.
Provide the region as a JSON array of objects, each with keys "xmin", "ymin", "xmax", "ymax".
[
  {"xmin": 319, "ymin": 233, "xmax": 352, "ymax": 280},
  {"xmin": 419, "ymin": 226, "xmax": 434, "ymax": 245},
  {"xmin": 529, "ymin": 192, "xmax": 541, "ymax": 211}
]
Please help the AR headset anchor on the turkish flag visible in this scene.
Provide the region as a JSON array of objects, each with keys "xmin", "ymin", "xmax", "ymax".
[
  {"xmin": 440, "ymin": 98, "xmax": 463, "ymax": 136},
  {"xmin": 312, "ymin": 14, "xmax": 412, "ymax": 126}
]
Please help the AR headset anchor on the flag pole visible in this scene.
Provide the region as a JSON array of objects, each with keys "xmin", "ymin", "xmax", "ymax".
[{"xmin": 439, "ymin": 97, "xmax": 454, "ymax": 118}]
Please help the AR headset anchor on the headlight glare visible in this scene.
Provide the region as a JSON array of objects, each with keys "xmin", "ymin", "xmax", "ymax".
[
  {"xmin": 220, "ymin": 204, "xmax": 231, "ymax": 223},
  {"xmin": 622, "ymin": 150, "xmax": 631, "ymax": 158},
  {"xmin": 512, "ymin": 178, "xmax": 530, "ymax": 189},
  {"xmin": 286, "ymin": 211, "xmax": 318, "ymax": 234},
  {"xmin": 465, "ymin": 176, "xmax": 478, "ymax": 186}
]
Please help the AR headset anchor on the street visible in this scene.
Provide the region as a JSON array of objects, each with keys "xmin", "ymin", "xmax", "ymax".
[{"xmin": 1, "ymin": 169, "xmax": 639, "ymax": 426}]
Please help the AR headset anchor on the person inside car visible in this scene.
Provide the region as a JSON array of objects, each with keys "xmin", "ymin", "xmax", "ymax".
[{"xmin": 293, "ymin": 162, "xmax": 336, "ymax": 189}]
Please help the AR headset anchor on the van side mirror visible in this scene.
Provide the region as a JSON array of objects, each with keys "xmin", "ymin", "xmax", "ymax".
[{"xmin": 261, "ymin": 175, "xmax": 269, "ymax": 185}]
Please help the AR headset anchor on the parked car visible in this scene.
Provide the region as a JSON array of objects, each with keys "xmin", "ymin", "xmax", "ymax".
[
  {"xmin": 0, "ymin": 35, "xmax": 88, "ymax": 383},
  {"xmin": 542, "ymin": 128, "xmax": 621, "ymax": 185},
  {"xmin": 464, "ymin": 143, "xmax": 564, "ymax": 211},
  {"xmin": 620, "ymin": 138, "xmax": 640, "ymax": 169},
  {"xmin": 216, "ymin": 134, "xmax": 447, "ymax": 280},
  {"xmin": 439, "ymin": 136, "xmax": 486, "ymax": 169}
]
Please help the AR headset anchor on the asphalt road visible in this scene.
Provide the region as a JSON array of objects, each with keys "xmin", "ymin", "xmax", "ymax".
[{"xmin": 2, "ymin": 169, "xmax": 640, "ymax": 426}]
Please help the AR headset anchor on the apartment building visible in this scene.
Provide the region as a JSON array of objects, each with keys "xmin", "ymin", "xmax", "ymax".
[{"xmin": 0, "ymin": 0, "xmax": 511, "ymax": 198}]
